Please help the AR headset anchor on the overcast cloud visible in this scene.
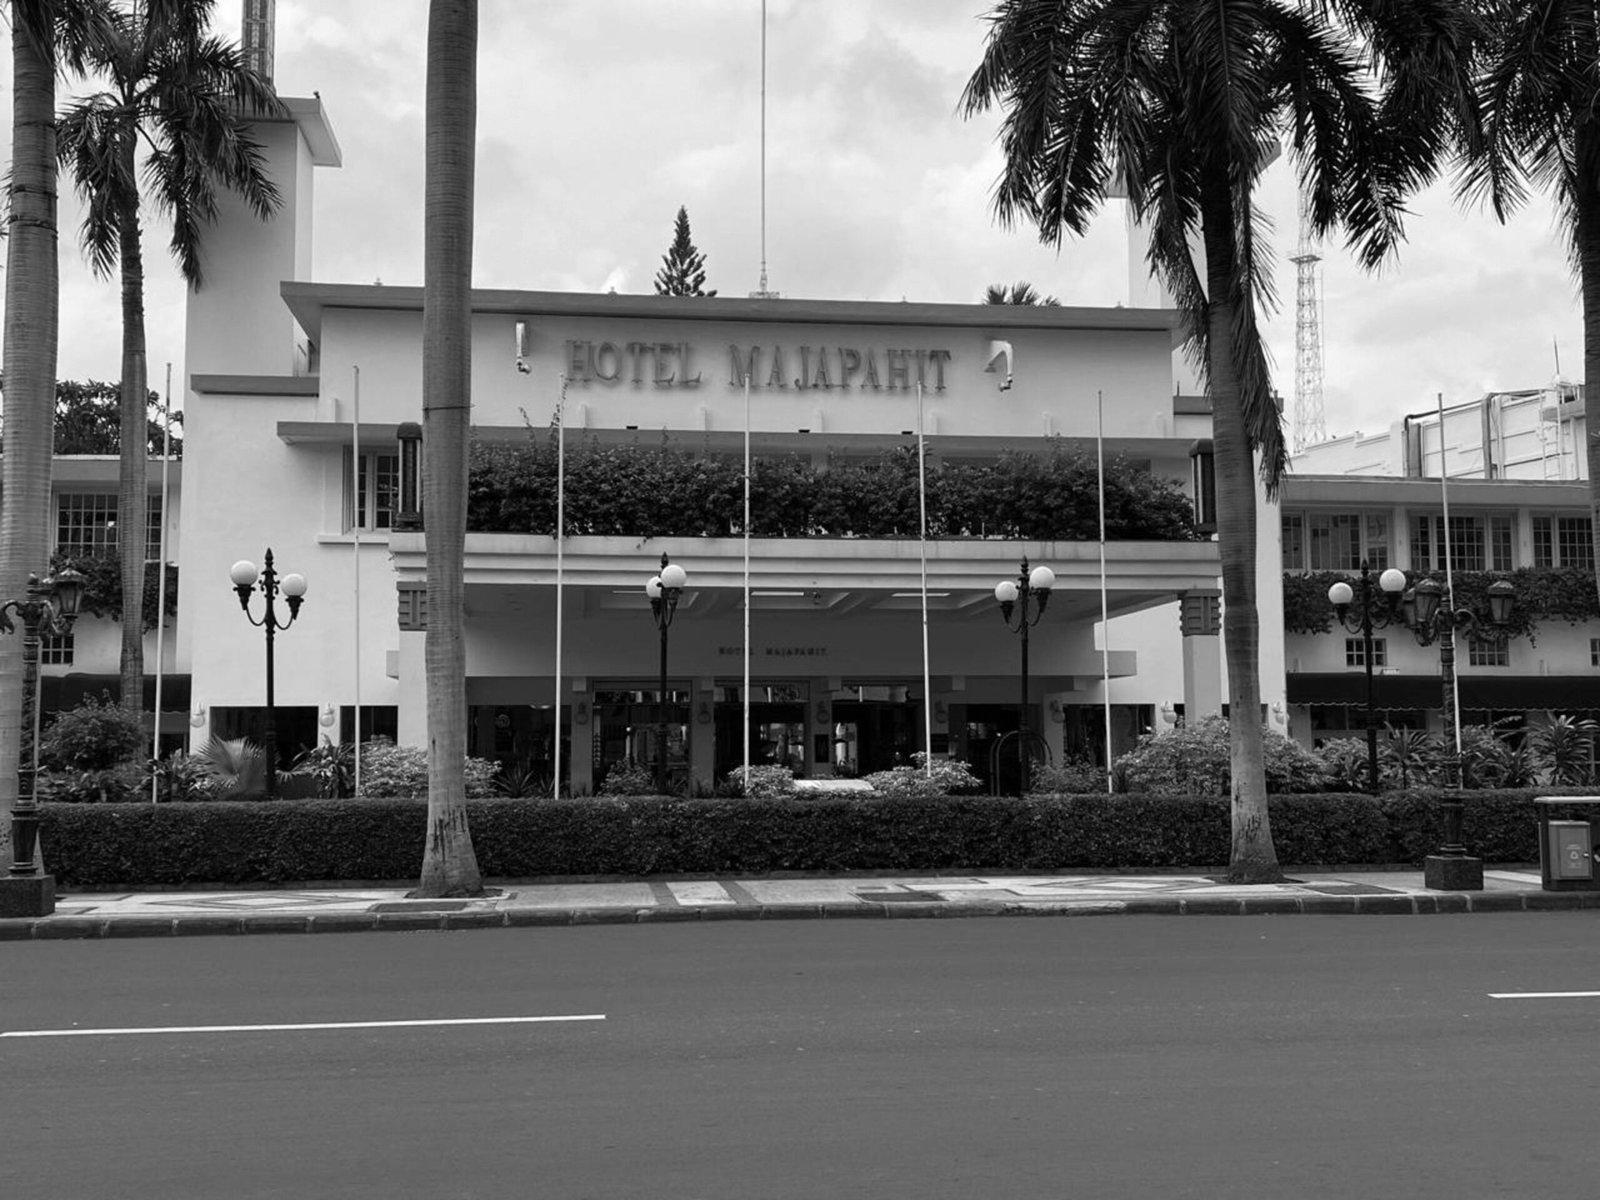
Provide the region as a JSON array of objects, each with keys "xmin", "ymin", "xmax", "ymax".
[{"xmin": 1, "ymin": 0, "xmax": 1582, "ymax": 443}]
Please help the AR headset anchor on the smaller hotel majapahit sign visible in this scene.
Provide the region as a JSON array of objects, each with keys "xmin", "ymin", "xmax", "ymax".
[{"xmin": 564, "ymin": 341, "xmax": 953, "ymax": 392}]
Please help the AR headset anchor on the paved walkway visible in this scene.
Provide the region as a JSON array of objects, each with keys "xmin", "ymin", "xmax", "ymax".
[{"xmin": 4, "ymin": 868, "xmax": 1598, "ymax": 938}]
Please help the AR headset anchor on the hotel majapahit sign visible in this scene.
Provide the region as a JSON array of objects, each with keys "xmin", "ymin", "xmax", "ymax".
[{"xmin": 564, "ymin": 341, "xmax": 953, "ymax": 392}]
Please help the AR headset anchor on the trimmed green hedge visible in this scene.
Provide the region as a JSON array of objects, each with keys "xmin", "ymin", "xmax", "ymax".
[{"xmin": 35, "ymin": 789, "xmax": 1562, "ymax": 887}]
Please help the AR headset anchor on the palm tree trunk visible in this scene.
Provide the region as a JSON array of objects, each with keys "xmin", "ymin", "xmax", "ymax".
[
  {"xmin": 117, "ymin": 147, "xmax": 149, "ymax": 715},
  {"xmin": 0, "ymin": 17, "xmax": 61, "ymax": 870},
  {"xmin": 1577, "ymin": 124, "xmax": 1600, "ymax": 610},
  {"xmin": 1200, "ymin": 180, "xmax": 1282, "ymax": 885},
  {"xmin": 416, "ymin": 0, "xmax": 482, "ymax": 897}
]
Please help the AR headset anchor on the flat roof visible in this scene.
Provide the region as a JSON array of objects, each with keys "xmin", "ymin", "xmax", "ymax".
[{"xmin": 281, "ymin": 281, "xmax": 1183, "ymax": 346}]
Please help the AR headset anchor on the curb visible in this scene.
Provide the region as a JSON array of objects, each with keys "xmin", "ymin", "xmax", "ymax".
[{"xmin": 3, "ymin": 890, "xmax": 1599, "ymax": 939}]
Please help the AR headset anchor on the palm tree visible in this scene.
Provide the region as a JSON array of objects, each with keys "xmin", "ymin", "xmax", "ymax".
[
  {"xmin": 963, "ymin": 0, "xmax": 1481, "ymax": 882},
  {"xmin": 983, "ymin": 281, "xmax": 1060, "ymax": 305},
  {"xmin": 57, "ymin": 0, "xmax": 282, "ymax": 716},
  {"xmin": 416, "ymin": 0, "xmax": 483, "ymax": 897},
  {"xmin": 1, "ymin": 1, "xmax": 112, "ymax": 869},
  {"xmin": 1468, "ymin": 3, "xmax": 1600, "ymax": 607}
]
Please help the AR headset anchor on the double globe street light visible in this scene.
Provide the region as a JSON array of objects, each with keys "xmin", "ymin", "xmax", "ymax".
[
  {"xmin": 994, "ymin": 557, "xmax": 1055, "ymax": 795},
  {"xmin": 230, "ymin": 550, "xmax": 307, "ymax": 801},
  {"xmin": 0, "ymin": 569, "xmax": 86, "ymax": 917},
  {"xmin": 1327, "ymin": 561, "xmax": 1409, "ymax": 794},
  {"xmin": 645, "ymin": 553, "xmax": 688, "ymax": 794}
]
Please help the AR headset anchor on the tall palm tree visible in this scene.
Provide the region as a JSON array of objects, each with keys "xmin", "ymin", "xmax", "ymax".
[
  {"xmin": 57, "ymin": 0, "xmax": 281, "ymax": 715},
  {"xmin": 963, "ymin": 0, "xmax": 1481, "ymax": 882},
  {"xmin": 1468, "ymin": 3, "xmax": 1600, "ymax": 605},
  {"xmin": 416, "ymin": 0, "xmax": 483, "ymax": 897},
  {"xmin": 983, "ymin": 281, "xmax": 1060, "ymax": 305},
  {"xmin": 1, "ymin": 0, "xmax": 112, "ymax": 869}
]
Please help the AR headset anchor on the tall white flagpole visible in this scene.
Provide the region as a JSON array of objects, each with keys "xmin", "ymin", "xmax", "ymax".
[
  {"xmin": 1437, "ymin": 392, "xmax": 1462, "ymax": 763},
  {"xmin": 150, "ymin": 363, "xmax": 173, "ymax": 802},
  {"xmin": 553, "ymin": 375, "xmax": 568, "ymax": 799},
  {"xmin": 352, "ymin": 366, "xmax": 362, "ymax": 797},
  {"xmin": 916, "ymin": 381, "xmax": 932, "ymax": 774},
  {"xmin": 743, "ymin": 372, "xmax": 752, "ymax": 787},
  {"xmin": 1097, "ymin": 389, "xmax": 1114, "ymax": 793}
]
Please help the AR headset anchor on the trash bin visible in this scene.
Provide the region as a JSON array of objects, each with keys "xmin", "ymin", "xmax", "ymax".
[{"xmin": 1535, "ymin": 798, "xmax": 1600, "ymax": 891}]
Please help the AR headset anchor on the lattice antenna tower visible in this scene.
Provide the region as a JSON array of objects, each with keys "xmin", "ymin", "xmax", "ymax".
[{"xmin": 1290, "ymin": 190, "xmax": 1327, "ymax": 451}]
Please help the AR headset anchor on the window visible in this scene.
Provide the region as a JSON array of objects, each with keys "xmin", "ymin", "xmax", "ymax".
[
  {"xmin": 1533, "ymin": 515, "xmax": 1594, "ymax": 569},
  {"xmin": 1592, "ymin": 639, "xmax": 1600, "ymax": 668},
  {"xmin": 39, "ymin": 634, "xmax": 73, "ymax": 665},
  {"xmin": 56, "ymin": 493, "xmax": 163, "ymax": 560},
  {"xmin": 346, "ymin": 450, "xmax": 401, "ymax": 532},
  {"xmin": 1467, "ymin": 636, "xmax": 1509, "ymax": 668},
  {"xmin": 1281, "ymin": 511, "xmax": 1388, "ymax": 571},
  {"xmin": 1344, "ymin": 638, "xmax": 1387, "ymax": 669},
  {"xmin": 1409, "ymin": 514, "xmax": 1513, "ymax": 572}
]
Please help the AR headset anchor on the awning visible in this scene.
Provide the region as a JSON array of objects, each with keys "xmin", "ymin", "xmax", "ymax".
[
  {"xmin": 40, "ymin": 674, "xmax": 192, "ymax": 714},
  {"xmin": 1287, "ymin": 673, "xmax": 1600, "ymax": 713}
]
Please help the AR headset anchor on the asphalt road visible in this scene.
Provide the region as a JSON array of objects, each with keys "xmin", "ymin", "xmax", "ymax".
[{"xmin": 3, "ymin": 915, "xmax": 1597, "ymax": 1199}]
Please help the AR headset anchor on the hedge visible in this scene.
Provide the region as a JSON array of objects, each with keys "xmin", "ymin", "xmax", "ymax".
[{"xmin": 33, "ymin": 789, "xmax": 1564, "ymax": 887}]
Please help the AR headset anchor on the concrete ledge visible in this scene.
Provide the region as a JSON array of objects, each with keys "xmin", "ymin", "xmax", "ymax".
[
  {"xmin": 1353, "ymin": 895, "xmax": 1417, "ymax": 915},
  {"xmin": 442, "ymin": 911, "xmax": 509, "ymax": 931},
  {"xmin": 1466, "ymin": 893, "xmax": 1525, "ymax": 913},
  {"xmin": 242, "ymin": 915, "xmax": 313, "ymax": 934},
  {"xmin": 33, "ymin": 918, "xmax": 106, "ymax": 939},
  {"xmin": 105, "ymin": 918, "xmax": 181, "ymax": 938},
  {"xmin": 1181, "ymin": 897, "xmax": 1245, "ymax": 915},
  {"xmin": 308, "ymin": 913, "xmax": 380, "ymax": 933},
  {"xmin": 373, "ymin": 913, "xmax": 448, "ymax": 931},
  {"xmin": 174, "ymin": 916, "xmax": 246, "ymax": 936}
]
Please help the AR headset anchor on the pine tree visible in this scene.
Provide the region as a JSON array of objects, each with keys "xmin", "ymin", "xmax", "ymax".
[{"xmin": 654, "ymin": 206, "xmax": 716, "ymax": 296}]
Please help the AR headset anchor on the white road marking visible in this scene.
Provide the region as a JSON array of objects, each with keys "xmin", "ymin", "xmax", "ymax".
[
  {"xmin": 1, "ymin": 1014, "xmax": 606, "ymax": 1038},
  {"xmin": 1488, "ymin": 991, "xmax": 1600, "ymax": 1000}
]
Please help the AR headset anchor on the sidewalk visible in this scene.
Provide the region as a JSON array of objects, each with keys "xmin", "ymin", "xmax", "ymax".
[{"xmin": 4, "ymin": 867, "xmax": 1598, "ymax": 939}]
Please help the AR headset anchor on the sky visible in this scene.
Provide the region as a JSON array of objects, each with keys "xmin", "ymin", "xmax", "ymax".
[{"xmin": 0, "ymin": 0, "xmax": 1585, "ymax": 443}]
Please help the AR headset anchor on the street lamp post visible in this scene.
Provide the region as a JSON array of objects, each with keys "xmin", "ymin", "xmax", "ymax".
[
  {"xmin": 645, "ymin": 553, "xmax": 687, "ymax": 795},
  {"xmin": 994, "ymin": 556, "xmax": 1055, "ymax": 795},
  {"xmin": 0, "ymin": 569, "xmax": 86, "ymax": 917},
  {"xmin": 230, "ymin": 550, "xmax": 307, "ymax": 800},
  {"xmin": 1327, "ymin": 561, "xmax": 1409, "ymax": 793},
  {"xmin": 1402, "ymin": 575, "xmax": 1516, "ymax": 890}
]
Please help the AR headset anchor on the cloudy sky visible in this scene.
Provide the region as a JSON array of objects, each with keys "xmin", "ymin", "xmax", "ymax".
[{"xmin": 3, "ymin": 0, "xmax": 1584, "ymax": 442}]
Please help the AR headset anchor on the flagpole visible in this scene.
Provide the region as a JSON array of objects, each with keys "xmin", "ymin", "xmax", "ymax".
[
  {"xmin": 1437, "ymin": 392, "xmax": 1462, "ymax": 766},
  {"xmin": 743, "ymin": 372, "xmax": 752, "ymax": 788},
  {"xmin": 352, "ymin": 365, "xmax": 362, "ymax": 797},
  {"xmin": 553, "ymin": 375, "xmax": 568, "ymax": 799},
  {"xmin": 150, "ymin": 363, "xmax": 173, "ymax": 802},
  {"xmin": 916, "ymin": 381, "xmax": 932, "ymax": 775},
  {"xmin": 1097, "ymin": 390, "xmax": 1113, "ymax": 793}
]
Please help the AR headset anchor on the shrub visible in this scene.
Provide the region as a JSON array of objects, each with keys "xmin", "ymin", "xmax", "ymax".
[
  {"xmin": 38, "ymin": 692, "xmax": 145, "ymax": 771},
  {"xmin": 598, "ymin": 761, "xmax": 658, "ymax": 796},
  {"xmin": 355, "ymin": 740, "xmax": 499, "ymax": 798},
  {"xmin": 721, "ymin": 764, "xmax": 797, "ymax": 798},
  {"xmin": 863, "ymin": 753, "xmax": 982, "ymax": 798},
  {"xmin": 36, "ymin": 761, "xmax": 145, "ymax": 803},
  {"xmin": 192, "ymin": 737, "xmax": 269, "ymax": 799},
  {"xmin": 1027, "ymin": 757, "xmax": 1107, "ymax": 795},
  {"xmin": 291, "ymin": 741, "xmax": 356, "ymax": 799},
  {"xmin": 1114, "ymin": 716, "xmax": 1332, "ymax": 796},
  {"xmin": 144, "ymin": 750, "xmax": 210, "ymax": 802},
  {"xmin": 1531, "ymin": 715, "xmax": 1598, "ymax": 786}
]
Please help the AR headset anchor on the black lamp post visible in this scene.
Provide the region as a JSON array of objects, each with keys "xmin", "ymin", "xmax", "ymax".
[
  {"xmin": 994, "ymin": 556, "xmax": 1055, "ymax": 795},
  {"xmin": 0, "ymin": 568, "xmax": 86, "ymax": 917},
  {"xmin": 645, "ymin": 552, "xmax": 687, "ymax": 794},
  {"xmin": 1402, "ymin": 574, "xmax": 1515, "ymax": 889},
  {"xmin": 230, "ymin": 550, "xmax": 307, "ymax": 800},
  {"xmin": 1328, "ymin": 561, "xmax": 1409, "ymax": 793}
]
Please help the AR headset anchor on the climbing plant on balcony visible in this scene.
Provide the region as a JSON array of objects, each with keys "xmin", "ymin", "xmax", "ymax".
[
  {"xmin": 1281, "ymin": 566, "xmax": 1598, "ymax": 644},
  {"xmin": 47, "ymin": 552, "xmax": 177, "ymax": 630},
  {"xmin": 467, "ymin": 434, "xmax": 1201, "ymax": 542}
]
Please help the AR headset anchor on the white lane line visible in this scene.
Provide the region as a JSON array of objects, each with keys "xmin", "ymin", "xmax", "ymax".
[
  {"xmin": 1, "ymin": 1014, "xmax": 606, "ymax": 1038},
  {"xmin": 1488, "ymin": 992, "xmax": 1600, "ymax": 1000}
]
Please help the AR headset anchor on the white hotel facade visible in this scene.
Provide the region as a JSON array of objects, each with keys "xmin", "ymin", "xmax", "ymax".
[{"xmin": 27, "ymin": 93, "xmax": 1596, "ymax": 791}]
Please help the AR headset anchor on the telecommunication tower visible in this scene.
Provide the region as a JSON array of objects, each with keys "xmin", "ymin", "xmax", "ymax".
[{"xmin": 1290, "ymin": 191, "xmax": 1327, "ymax": 451}]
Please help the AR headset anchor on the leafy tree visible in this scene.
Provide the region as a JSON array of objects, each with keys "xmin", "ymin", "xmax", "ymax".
[
  {"xmin": 58, "ymin": 0, "xmax": 282, "ymax": 719},
  {"xmin": 982, "ymin": 281, "xmax": 1060, "ymax": 305},
  {"xmin": 417, "ymin": 0, "xmax": 484, "ymax": 896},
  {"xmin": 38, "ymin": 692, "xmax": 146, "ymax": 772},
  {"xmin": 54, "ymin": 379, "xmax": 182, "ymax": 456},
  {"xmin": 1, "ymin": 0, "xmax": 111, "ymax": 869},
  {"xmin": 1469, "ymin": 3, "xmax": 1600, "ymax": 612},
  {"xmin": 654, "ymin": 205, "xmax": 717, "ymax": 296},
  {"xmin": 963, "ymin": 0, "xmax": 1480, "ymax": 881}
]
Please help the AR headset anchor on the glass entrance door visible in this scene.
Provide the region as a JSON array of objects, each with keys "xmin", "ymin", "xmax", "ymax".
[
  {"xmin": 713, "ymin": 684, "xmax": 806, "ymax": 781},
  {"xmin": 831, "ymin": 693, "xmax": 923, "ymax": 777}
]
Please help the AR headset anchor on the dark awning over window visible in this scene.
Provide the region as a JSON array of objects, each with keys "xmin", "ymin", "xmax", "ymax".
[
  {"xmin": 39, "ymin": 673, "xmax": 192, "ymax": 713},
  {"xmin": 1287, "ymin": 673, "xmax": 1600, "ymax": 713}
]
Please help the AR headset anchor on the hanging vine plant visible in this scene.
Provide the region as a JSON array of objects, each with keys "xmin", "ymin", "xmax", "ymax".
[{"xmin": 48, "ymin": 553, "xmax": 177, "ymax": 631}]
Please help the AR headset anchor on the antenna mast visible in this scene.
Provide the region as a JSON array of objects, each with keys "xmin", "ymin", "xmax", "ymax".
[{"xmin": 1291, "ymin": 190, "xmax": 1327, "ymax": 451}]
